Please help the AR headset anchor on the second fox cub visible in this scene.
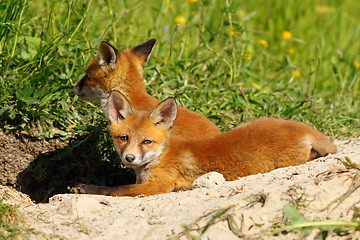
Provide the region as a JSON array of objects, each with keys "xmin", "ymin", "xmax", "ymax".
[
  {"xmin": 76, "ymin": 91, "xmax": 337, "ymax": 197},
  {"xmin": 72, "ymin": 39, "xmax": 220, "ymax": 139}
]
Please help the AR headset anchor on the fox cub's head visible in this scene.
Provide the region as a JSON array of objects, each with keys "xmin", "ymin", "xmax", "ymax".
[
  {"xmin": 72, "ymin": 39, "xmax": 156, "ymax": 101},
  {"xmin": 107, "ymin": 91, "xmax": 177, "ymax": 169}
]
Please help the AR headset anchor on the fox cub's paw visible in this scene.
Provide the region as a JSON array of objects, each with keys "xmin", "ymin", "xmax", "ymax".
[
  {"xmin": 73, "ymin": 183, "xmax": 108, "ymax": 195},
  {"xmin": 74, "ymin": 183, "xmax": 90, "ymax": 194}
]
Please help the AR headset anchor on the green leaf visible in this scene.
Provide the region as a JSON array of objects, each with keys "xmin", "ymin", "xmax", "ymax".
[
  {"xmin": 16, "ymin": 86, "xmax": 40, "ymax": 105},
  {"xmin": 19, "ymin": 36, "xmax": 41, "ymax": 60},
  {"xmin": 283, "ymin": 204, "xmax": 312, "ymax": 236},
  {"xmin": 283, "ymin": 204, "xmax": 307, "ymax": 224}
]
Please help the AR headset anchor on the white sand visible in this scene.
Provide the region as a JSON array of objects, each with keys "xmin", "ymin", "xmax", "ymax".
[{"xmin": 2, "ymin": 137, "xmax": 359, "ymax": 239}]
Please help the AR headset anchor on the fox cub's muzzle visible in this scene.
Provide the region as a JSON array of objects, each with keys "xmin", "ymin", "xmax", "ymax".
[
  {"xmin": 72, "ymin": 83, "xmax": 81, "ymax": 95},
  {"xmin": 72, "ymin": 76, "xmax": 86, "ymax": 96}
]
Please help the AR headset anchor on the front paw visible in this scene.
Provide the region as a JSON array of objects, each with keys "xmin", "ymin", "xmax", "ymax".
[
  {"xmin": 74, "ymin": 183, "xmax": 89, "ymax": 194},
  {"xmin": 73, "ymin": 183, "xmax": 108, "ymax": 195}
]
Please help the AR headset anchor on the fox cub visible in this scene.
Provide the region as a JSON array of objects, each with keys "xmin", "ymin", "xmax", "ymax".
[
  {"xmin": 76, "ymin": 91, "xmax": 337, "ymax": 197},
  {"xmin": 72, "ymin": 39, "xmax": 220, "ymax": 139}
]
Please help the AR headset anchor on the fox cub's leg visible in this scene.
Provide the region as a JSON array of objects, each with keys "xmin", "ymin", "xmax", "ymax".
[{"xmin": 75, "ymin": 182, "xmax": 174, "ymax": 197}]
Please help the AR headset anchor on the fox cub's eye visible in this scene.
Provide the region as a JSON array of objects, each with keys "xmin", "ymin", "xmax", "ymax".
[
  {"xmin": 119, "ymin": 136, "xmax": 128, "ymax": 142},
  {"xmin": 142, "ymin": 140, "xmax": 152, "ymax": 145}
]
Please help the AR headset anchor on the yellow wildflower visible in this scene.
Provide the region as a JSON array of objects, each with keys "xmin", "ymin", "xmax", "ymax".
[
  {"xmin": 175, "ymin": 16, "xmax": 186, "ymax": 24},
  {"xmin": 291, "ymin": 70, "xmax": 301, "ymax": 77},
  {"xmin": 188, "ymin": 0, "xmax": 198, "ymax": 3},
  {"xmin": 227, "ymin": 27, "xmax": 239, "ymax": 36},
  {"xmin": 287, "ymin": 48, "xmax": 294, "ymax": 54},
  {"xmin": 165, "ymin": 0, "xmax": 173, "ymax": 8},
  {"xmin": 238, "ymin": 10, "xmax": 246, "ymax": 18},
  {"xmin": 258, "ymin": 39, "xmax": 269, "ymax": 48},
  {"xmin": 164, "ymin": 57, "xmax": 169, "ymax": 63},
  {"xmin": 315, "ymin": 4, "xmax": 335, "ymax": 15},
  {"xmin": 242, "ymin": 52, "xmax": 252, "ymax": 61},
  {"xmin": 354, "ymin": 60, "xmax": 360, "ymax": 68},
  {"xmin": 282, "ymin": 31, "xmax": 292, "ymax": 40}
]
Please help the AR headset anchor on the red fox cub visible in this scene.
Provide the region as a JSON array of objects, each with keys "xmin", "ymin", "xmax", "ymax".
[
  {"xmin": 76, "ymin": 91, "xmax": 337, "ymax": 197},
  {"xmin": 72, "ymin": 39, "xmax": 220, "ymax": 139}
]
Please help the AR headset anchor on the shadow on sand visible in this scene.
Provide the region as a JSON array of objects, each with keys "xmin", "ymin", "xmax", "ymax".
[{"xmin": 16, "ymin": 129, "xmax": 135, "ymax": 203}]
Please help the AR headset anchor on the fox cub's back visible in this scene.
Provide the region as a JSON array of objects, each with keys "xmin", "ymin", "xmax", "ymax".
[{"xmin": 161, "ymin": 117, "xmax": 336, "ymax": 181}]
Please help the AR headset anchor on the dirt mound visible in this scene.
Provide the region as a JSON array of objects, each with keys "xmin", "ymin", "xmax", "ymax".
[{"xmin": 10, "ymin": 137, "xmax": 360, "ymax": 239}]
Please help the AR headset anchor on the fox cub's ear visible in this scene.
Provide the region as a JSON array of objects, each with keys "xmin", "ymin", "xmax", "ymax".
[
  {"xmin": 98, "ymin": 41, "xmax": 118, "ymax": 69},
  {"xmin": 107, "ymin": 91, "xmax": 133, "ymax": 124},
  {"xmin": 148, "ymin": 97, "xmax": 177, "ymax": 129},
  {"xmin": 132, "ymin": 39, "xmax": 156, "ymax": 66}
]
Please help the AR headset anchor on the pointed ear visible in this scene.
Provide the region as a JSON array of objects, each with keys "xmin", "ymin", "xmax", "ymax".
[
  {"xmin": 132, "ymin": 38, "xmax": 156, "ymax": 66},
  {"xmin": 148, "ymin": 97, "xmax": 177, "ymax": 129},
  {"xmin": 107, "ymin": 91, "xmax": 133, "ymax": 124},
  {"xmin": 98, "ymin": 41, "xmax": 118, "ymax": 69}
]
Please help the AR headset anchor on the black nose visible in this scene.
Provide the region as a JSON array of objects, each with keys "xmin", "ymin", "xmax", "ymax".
[
  {"xmin": 125, "ymin": 154, "xmax": 136, "ymax": 162},
  {"xmin": 72, "ymin": 84, "xmax": 80, "ymax": 94}
]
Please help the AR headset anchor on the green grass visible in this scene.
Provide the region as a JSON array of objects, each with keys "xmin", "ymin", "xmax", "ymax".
[
  {"xmin": 1, "ymin": 0, "xmax": 359, "ymax": 136},
  {"xmin": 273, "ymin": 203, "xmax": 360, "ymax": 239},
  {"xmin": 0, "ymin": 0, "xmax": 359, "ymax": 202},
  {"xmin": 0, "ymin": 200, "xmax": 24, "ymax": 239}
]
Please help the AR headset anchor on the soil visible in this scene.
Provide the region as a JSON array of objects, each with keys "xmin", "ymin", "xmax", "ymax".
[
  {"xmin": 0, "ymin": 129, "xmax": 68, "ymax": 186},
  {"xmin": 1, "ymin": 131, "xmax": 359, "ymax": 239},
  {"xmin": 0, "ymin": 128, "xmax": 135, "ymax": 203}
]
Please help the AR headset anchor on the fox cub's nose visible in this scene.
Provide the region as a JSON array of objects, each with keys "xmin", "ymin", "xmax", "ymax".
[
  {"xmin": 72, "ymin": 84, "xmax": 81, "ymax": 95},
  {"xmin": 125, "ymin": 154, "xmax": 136, "ymax": 163}
]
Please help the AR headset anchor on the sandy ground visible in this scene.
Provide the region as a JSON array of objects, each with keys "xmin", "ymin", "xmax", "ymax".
[{"xmin": 1, "ymin": 137, "xmax": 359, "ymax": 239}]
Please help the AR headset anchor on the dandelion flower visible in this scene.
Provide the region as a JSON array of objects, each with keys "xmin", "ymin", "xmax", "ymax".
[
  {"xmin": 242, "ymin": 52, "xmax": 252, "ymax": 61},
  {"xmin": 287, "ymin": 48, "xmax": 294, "ymax": 54},
  {"xmin": 175, "ymin": 16, "xmax": 186, "ymax": 24},
  {"xmin": 165, "ymin": 0, "xmax": 173, "ymax": 8},
  {"xmin": 188, "ymin": 0, "xmax": 198, "ymax": 3},
  {"xmin": 258, "ymin": 39, "xmax": 269, "ymax": 48},
  {"xmin": 354, "ymin": 60, "xmax": 360, "ymax": 68},
  {"xmin": 282, "ymin": 31, "xmax": 292, "ymax": 40},
  {"xmin": 291, "ymin": 70, "xmax": 301, "ymax": 77}
]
